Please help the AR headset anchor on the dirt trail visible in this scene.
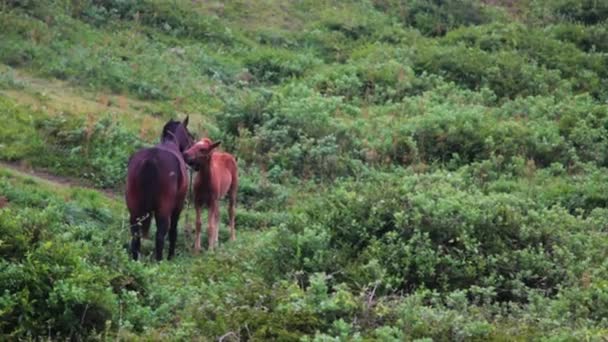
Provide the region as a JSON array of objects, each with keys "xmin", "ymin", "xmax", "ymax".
[{"xmin": 0, "ymin": 160, "xmax": 120, "ymax": 200}]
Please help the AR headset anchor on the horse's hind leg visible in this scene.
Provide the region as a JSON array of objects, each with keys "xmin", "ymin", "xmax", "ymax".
[
  {"xmin": 129, "ymin": 215, "xmax": 141, "ymax": 261},
  {"xmin": 140, "ymin": 212, "xmax": 152, "ymax": 239},
  {"xmin": 168, "ymin": 209, "xmax": 181, "ymax": 260},
  {"xmin": 130, "ymin": 212, "xmax": 151, "ymax": 261},
  {"xmin": 154, "ymin": 212, "xmax": 170, "ymax": 261}
]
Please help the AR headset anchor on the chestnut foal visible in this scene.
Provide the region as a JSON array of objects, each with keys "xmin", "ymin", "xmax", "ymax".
[{"xmin": 183, "ymin": 138, "xmax": 238, "ymax": 251}]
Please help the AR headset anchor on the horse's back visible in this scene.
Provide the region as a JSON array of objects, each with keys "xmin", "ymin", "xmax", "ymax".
[{"xmin": 126, "ymin": 147, "xmax": 187, "ymax": 215}]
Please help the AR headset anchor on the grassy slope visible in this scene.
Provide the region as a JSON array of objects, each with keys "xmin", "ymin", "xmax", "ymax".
[
  {"xmin": 0, "ymin": 165, "xmax": 281, "ymax": 339},
  {"xmin": 2, "ymin": 0, "xmax": 608, "ymax": 340}
]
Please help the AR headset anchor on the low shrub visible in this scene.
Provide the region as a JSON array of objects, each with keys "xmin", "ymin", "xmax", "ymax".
[
  {"xmin": 244, "ymin": 48, "xmax": 320, "ymax": 84},
  {"xmin": 372, "ymin": 0, "xmax": 490, "ymax": 36},
  {"xmin": 272, "ymin": 169, "xmax": 607, "ymax": 305}
]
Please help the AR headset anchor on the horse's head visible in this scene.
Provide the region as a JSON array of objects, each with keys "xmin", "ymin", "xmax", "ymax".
[
  {"xmin": 183, "ymin": 138, "xmax": 221, "ymax": 171},
  {"xmin": 161, "ymin": 116, "xmax": 195, "ymax": 152}
]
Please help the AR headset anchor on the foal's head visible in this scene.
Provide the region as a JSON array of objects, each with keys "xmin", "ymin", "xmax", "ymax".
[
  {"xmin": 183, "ymin": 138, "xmax": 221, "ymax": 171},
  {"xmin": 161, "ymin": 116, "xmax": 194, "ymax": 152}
]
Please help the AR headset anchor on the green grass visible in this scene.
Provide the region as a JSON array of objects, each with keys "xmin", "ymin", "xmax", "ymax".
[{"xmin": 2, "ymin": 0, "xmax": 608, "ymax": 339}]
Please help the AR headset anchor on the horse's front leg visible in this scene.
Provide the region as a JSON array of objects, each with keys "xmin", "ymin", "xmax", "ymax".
[{"xmin": 194, "ymin": 206, "xmax": 202, "ymax": 254}]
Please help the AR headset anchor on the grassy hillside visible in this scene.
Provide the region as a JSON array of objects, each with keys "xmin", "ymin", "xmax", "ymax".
[{"xmin": 1, "ymin": 0, "xmax": 608, "ymax": 340}]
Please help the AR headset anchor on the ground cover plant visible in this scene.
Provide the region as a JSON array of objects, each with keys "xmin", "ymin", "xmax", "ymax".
[{"xmin": 1, "ymin": 0, "xmax": 608, "ymax": 340}]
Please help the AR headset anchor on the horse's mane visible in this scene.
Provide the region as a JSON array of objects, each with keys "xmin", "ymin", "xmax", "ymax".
[{"xmin": 161, "ymin": 120, "xmax": 180, "ymax": 143}]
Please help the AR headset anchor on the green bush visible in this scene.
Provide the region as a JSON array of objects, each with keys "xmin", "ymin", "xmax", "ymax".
[
  {"xmin": 311, "ymin": 45, "xmax": 420, "ymax": 104},
  {"xmin": 244, "ymin": 48, "xmax": 320, "ymax": 84},
  {"xmin": 413, "ymin": 41, "xmax": 565, "ymax": 99},
  {"xmin": 551, "ymin": 0, "xmax": 608, "ymax": 25},
  {"xmin": 372, "ymin": 0, "xmax": 490, "ymax": 36},
  {"xmin": 80, "ymin": 0, "xmax": 240, "ymax": 45},
  {"xmin": 216, "ymin": 85, "xmax": 362, "ymax": 180},
  {"xmin": 551, "ymin": 23, "xmax": 608, "ymax": 53},
  {"xmin": 0, "ymin": 182, "xmax": 121, "ymax": 338},
  {"xmin": 443, "ymin": 23, "xmax": 607, "ymax": 97},
  {"xmin": 0, "ymin": 97, "xmax": 145, "ymax": 189},
  {"xmin": 297, "ymin": 4, "xmax": 388, "ymax": 62},
  {"xmin": 272, "ymin": 170, "xmax": 607, "ymax": 304},
  {"xmin": 362, "ymin": 90, "xmax": 570, "ymax": 168},
  {"xmin": 3, "ymin": 0, "xmax": 608, "ymax": 339},
  {"xmin": 34, "ymin": 114, "xmax": 144, "ymax": 188}
]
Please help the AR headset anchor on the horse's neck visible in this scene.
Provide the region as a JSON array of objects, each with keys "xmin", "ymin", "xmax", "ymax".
[
  {"xmin": 158, "ymin": 140, "xmax": 178, "ymax": 151},
  {"xmin": 156, "ymin": 142, "xmax": 183, "ymax": 161}
]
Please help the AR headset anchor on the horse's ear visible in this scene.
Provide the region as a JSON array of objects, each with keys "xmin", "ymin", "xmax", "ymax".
[
  {"xmin": 183, "ymin": 115, "xmax": 189, "ymax": 128},
  {"xmin": 211, "ymin": 141, "xmax": 221, "ymax": 150}
]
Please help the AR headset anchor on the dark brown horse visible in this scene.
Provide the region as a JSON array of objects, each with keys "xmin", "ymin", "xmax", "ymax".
[
  {"xmin": 126, "ymin": 117, "xmax": 194, "ymax": 261},
  {"xmin": 183, "ymin": 138, "xmax": 238, "ymax": 252}
]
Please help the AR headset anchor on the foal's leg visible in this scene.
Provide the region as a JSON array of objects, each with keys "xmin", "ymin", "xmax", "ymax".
[
  {"xmin": 229, "ymin": 191, "xmax": 237, "ymax": 242},
  {"xmin": 168, "ymin": 209, "xmax": 181, "ymax": 260},
  {"xmin": 154, "ymin": 212, "xmax": 170, "ymax": 261},
  {"xmin": 208, "ymin": 202, "xmax": 218, "ymax": 250},
  {"xmin": 213, "ymin": 205, "xmax": 220, "ymax": 247},
  {"xmin": 194, "ymin": 206, "xmax": 202, "ymax": 253}
]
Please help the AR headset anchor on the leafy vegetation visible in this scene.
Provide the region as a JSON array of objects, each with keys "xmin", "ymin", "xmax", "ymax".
[{"xmin": 1, "ymin": 0, "xmax": 608, "ymax": 340}]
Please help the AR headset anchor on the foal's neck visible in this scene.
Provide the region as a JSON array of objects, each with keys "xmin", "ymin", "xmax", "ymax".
[
  {"xmin": 195, "ymin": 156, "xmax": 215, "ymax": 206},
  {"xmin": 198, "ymin": 156, "xmax": 213, "ymax": 182}
]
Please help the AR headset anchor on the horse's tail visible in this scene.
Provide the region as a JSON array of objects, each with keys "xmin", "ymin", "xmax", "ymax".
[{"xmin": 138, "ymin": 158, "xmax": 160, "ymax": 238}]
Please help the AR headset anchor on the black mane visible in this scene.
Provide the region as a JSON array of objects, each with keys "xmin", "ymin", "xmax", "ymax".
[{"xmin": 161, "ymin": 120, "xmax": 180, "ymax": 143}]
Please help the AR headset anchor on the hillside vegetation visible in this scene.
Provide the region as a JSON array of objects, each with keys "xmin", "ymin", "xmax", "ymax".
[{"xmin": 1, "ymin": 0, "xmax": 608, "ymax": 340}]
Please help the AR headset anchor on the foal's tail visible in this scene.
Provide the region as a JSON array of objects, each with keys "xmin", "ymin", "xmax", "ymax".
[{"xmin": 138, "ymin": 158, "xmax": 160, "ymax": 238}]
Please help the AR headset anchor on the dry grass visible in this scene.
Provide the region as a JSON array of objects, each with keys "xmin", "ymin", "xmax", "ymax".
[
  {"xmin": 0, "ymin": 66, "xmax": 208, "ymax": 139},
  {"xmin": 0, "ymin": 161, "xmax": 121, "ymax": 201},
  {"xmin": 193, "ymin": 0, "xmax": 306, "ymax": 32},
  {"xmin": 4, "ymin": 64, "xmax": 211, "ymax": 136},
  {"xmin": 0, "ymin": 68, "xmax": 161, "ymax": 126}
]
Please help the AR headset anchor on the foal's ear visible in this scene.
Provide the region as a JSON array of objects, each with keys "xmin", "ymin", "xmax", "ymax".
[
  {"xmin": 183, "ymin": 115, "xmax": 189, "ymax": 128},
  {"xmin": 211, "ymin": 141, "xmax": 222, "ymax": 150}
]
